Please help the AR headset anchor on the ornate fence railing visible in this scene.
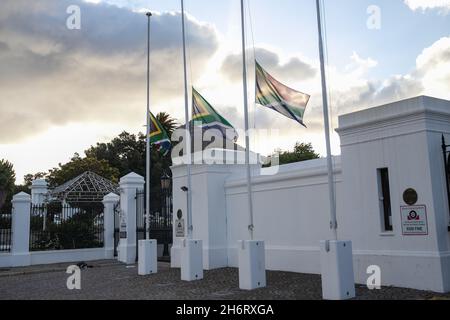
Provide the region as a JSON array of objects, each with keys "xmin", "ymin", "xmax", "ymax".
[
  {"xmin": 0, "ymin": 203, "xmax": 12, "ymax": 253},
  {"xmin": 30, "ymin": 202, "xmax": 104, "ymax": 251},
  {"xmin": 136, "ymin": 188, "xmax": 173, "ymax": 258},
  {"xmin": 113, "ymin": 201, "xmax": 120, "ymax": 257}
]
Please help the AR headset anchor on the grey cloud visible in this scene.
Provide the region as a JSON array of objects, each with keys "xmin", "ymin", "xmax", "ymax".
[
  {"xmin": 0, "ymin": 42, "xmax": 8, "ymax": 52},
  {"xmin": 221, "ymin": 47, "xmax": 316, "ymax": 82},
  {"xmin": 338, "ymin": 76, "xmax": 424, "ymax": 116},
  {"xmin": 0, "ymin": 0, "xmax": 219, "ymax": 143}
]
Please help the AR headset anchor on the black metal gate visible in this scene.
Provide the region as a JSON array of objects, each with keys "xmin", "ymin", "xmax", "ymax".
[
  {"xmin": 113, "ymin": 202, "xmax": 120, "ymax": 257},
  {"xmin": 0, "ymin": 203, "xmax": 12, "ymax": 253},
  {"xmin": 135, "ymin": 188, "xmax": 173, "ymax": 261},
  {"xmin": 136, "ymin": 190, "xmax": 146, "ymax": 260}
]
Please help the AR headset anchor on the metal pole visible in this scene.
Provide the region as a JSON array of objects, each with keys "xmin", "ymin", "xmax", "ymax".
[
  {"xmin": 316, "ymin": 0, "xmax": 338, "ymax": 240},
  {"xmin": 240, "ymin": 0, "xmax": 254, "ymax": 240},
  {"xmin": 181, "ymin": 0, "xmax": 193, "ymax": 239},
  {"xmin": 145, "ymin": 12, "xmax": 152, "ymax": 241}
]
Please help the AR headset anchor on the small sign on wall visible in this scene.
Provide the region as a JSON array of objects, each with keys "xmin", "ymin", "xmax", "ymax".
[
  {"xmin": 176, "ymin": 219, "xmax": 185, "ymax": 238},
  {"xmin": 400, "ymin": 205, "xmax": 428, "ymax": 236},
  {"xmin": 175, "ymin": 209, "xmax": 185, "ymax": 238}
]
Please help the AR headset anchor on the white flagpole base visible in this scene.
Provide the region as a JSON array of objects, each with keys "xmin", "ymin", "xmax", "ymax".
[
  {"xmin": 238, "ymin": 240, "xmax": 266, "ymax": 290},
  {"xmin": 181, "ymin": 239, "xmax": 204, "ymax": 281},
  {"xmin": 320, "ymin": 240, "xmax": 355, "ymax": 300},
  {"xmin": 138, "ymin": 240, "xmax": 158, "ymax": 275},
  {"xmin": 118, "ymin": 242, "xmax": 136, "ymax": 265}
]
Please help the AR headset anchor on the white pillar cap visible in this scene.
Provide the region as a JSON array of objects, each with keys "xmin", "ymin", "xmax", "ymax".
[
  {"xmin": 31, "ymin": 179, "xmax": 48, "ymax": 188},
  {"xmin": 102, "ymin": 192, "xmax": 120, "ymax": 204},
  {"xmin": 120, "ymin": 172, "xmax": 145, "ymax": 187},
  {"xmin": 12, "ymin": 192, "xmax": 31, "ymax": 203}
]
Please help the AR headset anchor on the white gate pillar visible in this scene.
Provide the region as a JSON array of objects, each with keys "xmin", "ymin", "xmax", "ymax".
[
  {"xmin": 11, "ymin": 192, "xmax": 31, "ymax": 266},
  {"xmin": 103, "ymin": 193, "xmax": 120, "ymax": 260},
  {"xmin": 118, "ymin": 173, "xmax": 144, "ymax": 264},
  {"xmin": 30, "ymin": 179, "xmax": 48, "ymax": 205},
  {"xmin": 171, "ymin": 150, "xmax": 260, "ymax": 270}
]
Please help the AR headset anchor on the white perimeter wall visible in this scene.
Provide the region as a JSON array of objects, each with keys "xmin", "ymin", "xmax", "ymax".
[
  {"xmin": 0, "ymin": 248, "xmax": 112, "ymax": 268},
  {"xmin": 225, "ymin": 158, "xmax": 342, "ymax": 275},
  {"xmin": 170, "ymin": 96, "xmax": 450, "ymax": 293}
]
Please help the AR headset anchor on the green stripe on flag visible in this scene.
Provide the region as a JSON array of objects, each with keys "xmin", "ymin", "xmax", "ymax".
[{"xmin": 255, "ymin": 60, "xmax": 310, "ymax": 127}]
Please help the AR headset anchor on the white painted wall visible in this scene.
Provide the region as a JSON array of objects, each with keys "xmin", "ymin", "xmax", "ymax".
[
  {"xmin": 171, "ymin": 96, "xmax": 450, "ymax": 293},
  {"xmin": 171, "ymin": 152, "xmax": 254, "ymax": 270},
  {"xmin": 338, "ymin": 96, "xmax": 450, "ymax": 292},
  {"xmin": 0, "ymin": 248, "xmax": 110, "ymax": 268},
  {"xmin": 225, "ymin": 158, "xmax": 342, "ymax": 274},
  {"xmin": 0, "ymin": 192, "xmax": 117, "ymax": 268}
]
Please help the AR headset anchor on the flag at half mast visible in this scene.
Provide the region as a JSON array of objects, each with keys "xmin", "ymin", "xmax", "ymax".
[
  {"xmin": 192, "ymin": 87, "xmax": 239, "ymax": 141},
  {"xmin": 150, "ymin": 112, "xmax": 172, "ymax": 156},
  {"xmin": 255, "ymin": 60, "xmax": 310, "ymax": 127}
]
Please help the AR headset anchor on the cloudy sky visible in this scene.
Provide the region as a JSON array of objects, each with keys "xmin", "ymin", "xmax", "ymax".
[{"xmin": 0, "ymin": 0, "xmax": 449, "ymax": 183}]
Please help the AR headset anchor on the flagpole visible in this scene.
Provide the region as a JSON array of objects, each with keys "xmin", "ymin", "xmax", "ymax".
[
  {"xmin": 181, "ymin": 0, "xmax": 193, "ymax": 239},
  {"xmin": 240, "ymin": 0, "xmax": 255, "ymax": 240},
  {"xmin": 145, "ymin": 12, "xmax": 152, "ymax": 241},
  {"xmin": 316, "ymin": 0, "xmax": 338, "ymax": 241}
]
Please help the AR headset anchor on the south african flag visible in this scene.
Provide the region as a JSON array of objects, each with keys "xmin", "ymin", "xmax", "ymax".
[
  {"xmin": 192, "ymin": 87, "xmax": 239, "ymax": 141},
  {"xmin": 255, "ymin": 60, "xmax": 310, "ymax": 127},
  {"xmin": 150, "ymin": 112, "xmax": 171, "ymax": 156}
]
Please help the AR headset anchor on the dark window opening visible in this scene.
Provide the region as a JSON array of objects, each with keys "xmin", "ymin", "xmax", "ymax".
[{"xmin": 378, "ymin": 168, "xmax": 393, "ymax": 232}]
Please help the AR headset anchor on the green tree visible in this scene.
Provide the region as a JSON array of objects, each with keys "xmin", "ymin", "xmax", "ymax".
[
  {"xmin": 3, "ymin": 181, "xmax": 29, "ymax": 209},
  {"xmin": 0, "ymin": 160, "xmax": 15, "ymax": 209},
  {"xmin": 48, "ymin": 211, "xmax": 103, "ymax": 250},
  {"xmin": 85, "ymin": 132, "xmax": 146, "ymax": 178},
  {"xmin": 47, "ymin": 154, "xmax": 120, "ymax": 188},
  {"xmin": 24, "ymin": 172, "xmax": 47, "ymax": 187},
  {"xmin": 156, "ymin": 112, "xmax": 178, "ymax": 138},
  {"xmin": 84, "ymin": 131, "xmax": 173, "ymax": 198},
  {"xmin": 266, "ymin": 142, "xmax": 320, "ymax": 167}
]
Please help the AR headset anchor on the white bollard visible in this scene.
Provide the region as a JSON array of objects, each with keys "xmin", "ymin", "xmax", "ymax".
[
  {"xmin": 138, "ymin": 239, "xmax": 158, "ymax": 275},
  {"xmin": 320, "ymin": 240, "xmax": 356, "ymax": 300},
  {"xmin": 181, "ymin": 239, "xmax": 203, "ymax": 281},
  {"xmin": 238, "ymin": 240, "xmax": 266, "ymax": 290}
]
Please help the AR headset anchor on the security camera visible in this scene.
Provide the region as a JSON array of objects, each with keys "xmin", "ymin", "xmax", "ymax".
[{"xmin": 181, "ymin": 186, "xmax": 189, "ymax": 192}]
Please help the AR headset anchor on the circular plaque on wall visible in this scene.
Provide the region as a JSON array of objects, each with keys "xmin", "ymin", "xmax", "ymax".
[{"xmin": 403, "ymin": 188, "xmax": 418, "ymax": 206}]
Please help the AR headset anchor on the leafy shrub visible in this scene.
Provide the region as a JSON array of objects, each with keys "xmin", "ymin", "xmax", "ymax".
[{"xmin": 31, "ymin": 207, "xmax": 103, "ymax": 251}]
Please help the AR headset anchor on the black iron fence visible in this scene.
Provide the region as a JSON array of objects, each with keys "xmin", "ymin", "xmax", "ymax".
[
  {"xmin": 30, "ymin": 202, "xmax": 104, "ymax": 251},
  {"xmin": 0, "ymin": 203, "xmax": 12, "ymax": 252},
  {"xmin": 136, "ymin": 188, "xmax": 173, "ymax": 258},
  {"xmin": 136, "ymin": 190, "xmax": 146, "ymax": 252},
  {"xmin": 113, "ymin": 201, "xmax": 120, "ymax": 257}
]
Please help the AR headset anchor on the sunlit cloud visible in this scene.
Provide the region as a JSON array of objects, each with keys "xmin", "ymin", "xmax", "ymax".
[{"xmin": 404, "ymin": 0, "xmax": 450, "ymax": 14}]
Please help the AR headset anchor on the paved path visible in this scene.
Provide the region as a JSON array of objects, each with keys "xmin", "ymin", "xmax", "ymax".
[{"xmin": 0, "ymin": 261, "xmax": 449, "ymax": 300}]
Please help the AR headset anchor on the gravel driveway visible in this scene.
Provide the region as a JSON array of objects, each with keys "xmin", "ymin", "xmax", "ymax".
[{"xmin": 0, "ymin": 260, "xmax": 449, "ymax": 300}]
